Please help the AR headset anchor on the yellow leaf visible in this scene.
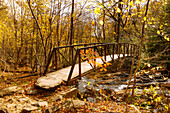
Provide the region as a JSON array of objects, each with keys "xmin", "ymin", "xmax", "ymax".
[
  {"xmin": 122, "ymin": 15, "xmax": 126, "ymax": 19},
  {"xmin": 87, "ymin": 82, "xmax": 90, "ymax": 86},
  {"xmin": 4, "ymin": 76, "xmax": 7, "ymax": 81},
  {"xmin": 129, "ymin": 1, "xmax": 133, "ymax": 6},
  {"xmin": 159, "ymin": 25, "xmax": 163, "ymax": 29},
  {"xmin": 144, "ymin": 17, "xmax": 147, "ymax": 21},
  {"xmin": 84, "ymin": 99, "xmax": 86, "ymax": 102},
  {"xmin": 151, "ymin": 17, "xmax": 155, "ymax": 21},
  {"xmin": 104, "ymin": 68, "xmax": 107, "ymax": 71},
  {"xmin": 81, "ymin": 94, "xmax": 83, "ymax": 99},
  {"xmin": 92, "ymin": 21, "xmax": 95, "ymax": 26},
  {"xmin": 116, "ymin": 7, "xmax": 121, "ymax": 13},
  {"xmin": 94, "ymin": 76, "xmax": 97, "ymax": 79},
  {"xmin": 100, "ymin": 68, "xmax": 104, "ymax": 71},
  {"xmin": 120, "ymin": 2, "xmax": 124, "ymax": 4},
  {"xmin": 131, "ymin": 13, "xmax": 135, "ymax": 17},
  {"xmin": 149, "ymin": 75, "xmax": 153, "ymax": 79},
  {"xmin": 100, "ymin": 89, "xmax": 102, "ymax": 93},
  {"xmin": 136, "ymin": 0, "xmax": 140, "ymax": 4},
  {"xmin": 147, "ymin": 63, "xmax": 151, "ymax": 67},
  {"xmin": 148, "ymin": 22, "xmax": 152, "ymax": 24},
  {"xmin": 94, "ymin": 7, "xmax": 101, "ymax": 15},
  {"xmin": 99, "ymin": 20, "xmax": 104, "ymax": 25},
  {"xmin": 157, "ymin": 31, "xmax": 160, "ymax": 34},
  {"xmin": 106, "ymin": 63, "xmax": 112, "ymax": 65}
]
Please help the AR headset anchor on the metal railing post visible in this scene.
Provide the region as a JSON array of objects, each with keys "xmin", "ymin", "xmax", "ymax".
[
  {"xmin": 118, "ymin": 44, "xmax": 120, "ymax": 59},
  {"xmin": 130, "ymin": 44, "xmax": 133, "ymax": 56},
  {"xmin": 127, "ymin": 44, "xmax": 129, "ymax": 56},
  {"xmin": 123, "ymin": 43, "xmax": 125, "ymax": 57},
  {"xmin": 55, "ymin": 50, "xmax": 58, "ymax": 70},
  {"xmin": 43, "ymin": 50, "xmax": 54, "ymax": 76},
  {"xmin": 112, "ymin": 44, "xmax": 115, "ymax": 63},
  {"xmin": 78, "ymin": 49, "xmax": 81, "ymax": 79},
  {"xmin": 104, "ymin": 45, "xmax": 106, "ymax": 61},
  {"xmin": 94, "ymin": 47, "xmax": 96, "ymax": 69},
  {"xmin": 71, "ymin": 46, "xmax": 74, "ymax": 64}
]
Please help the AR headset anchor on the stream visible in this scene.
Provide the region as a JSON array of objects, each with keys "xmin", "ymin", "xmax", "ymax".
[{"xmin": 77, "ymin": 70, "xmax": 169, "ymax": 103}]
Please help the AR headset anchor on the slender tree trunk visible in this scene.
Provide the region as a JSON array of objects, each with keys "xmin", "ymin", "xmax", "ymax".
[
  {"xmin": 69, "ymin": 0, "xmax": 74, "ymax": 63},
  {"xmin": 131, "ymin": 0, "xmax": 150, "ymax": 101},
  {"xmin": 57, "ymin": 0, "xmax": 61, "ymax": 47},
  {"xmin": 102, "ymin": 0, "xmax": 106, "ymax": 42},
  {"xmin": 117, "ymin": 0, "xmax": 122, "ymax": 43},
  {"xmin": 70, "ymin": 0, "xmax": 74, "ymax": 45}
]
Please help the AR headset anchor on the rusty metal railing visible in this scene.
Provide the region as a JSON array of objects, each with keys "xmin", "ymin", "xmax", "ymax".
[{"xmin": 43, "ymin": 43, "xmax": 137, "ymax": 81}]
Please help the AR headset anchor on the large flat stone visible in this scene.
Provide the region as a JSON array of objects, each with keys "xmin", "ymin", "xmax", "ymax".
[
  {"xmin": 35, "ymin": 76, "xmax": 63, "ymax": 89},
  {"xmin": 0, "ymin": 86, "xmax": 22, "ymax": 97},
  {"xmin": 60, "ymin": 88, "xmax": 77, "ymax": 98}
]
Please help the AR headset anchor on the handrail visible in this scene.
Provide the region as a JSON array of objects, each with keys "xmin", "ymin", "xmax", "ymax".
[
  {"xmin": 43, "ymin": 43, "xmax": 138, "ymax": 81},
  {"xmin": 67, "ymin": 43, "xmax": 137, "ymax": 81},
  {"xmin": 53, "ymin": 42, "xmax": 103, "ymax": 50},
  {"xmin": 44, "ymin": 43, "xmax": 104, "ymax": 76}
]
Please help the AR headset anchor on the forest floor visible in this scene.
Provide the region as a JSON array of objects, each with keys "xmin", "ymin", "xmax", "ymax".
[{"xmin": 0, "ymin": 59, "xmax": 169, "ymax": 113}]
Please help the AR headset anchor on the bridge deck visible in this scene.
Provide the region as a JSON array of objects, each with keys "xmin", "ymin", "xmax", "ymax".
[{"xmin": 36, "ymin": 54, "xmax": 126, "ymax": 89}]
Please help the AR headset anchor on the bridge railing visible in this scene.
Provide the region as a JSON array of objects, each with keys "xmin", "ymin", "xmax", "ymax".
[
  {"xmin": 44, "ymin": 43, "xmax": 137, "ymax": 81},
  {"xmin": 44, "ymin": 43, "xmax": 102, "ymax": 74},
  {"xmin": 67, "ymin": 43, "xmax": 137, "ymax": 81}
]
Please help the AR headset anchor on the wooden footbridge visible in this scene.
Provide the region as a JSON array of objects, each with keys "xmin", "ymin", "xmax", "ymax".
[{"xmin": 36, "ymin": 43, "xmax": 137, "ymax": 89}]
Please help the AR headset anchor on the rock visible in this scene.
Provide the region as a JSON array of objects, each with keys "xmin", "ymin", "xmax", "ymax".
[
  {"xmin": 21, "ymin": 105, "xmax": 38, "ymax": 112},
  {"xmin": 32, "ymin": 101, "xmax": 48, "ymax": 107},
  {"xmin": 87, "ymin": 97, "xmax": 96, "ymax": 103},
  {"xmin": 72, "ymin": 100, "xmax": 85, "ymax": 108},
  {"xmin": 0, "ymin": 98, "xmax": 4, "ymax": 103},
  {"xmin": 25, "ymin": 86, "xmax": 39, "ymax": 95},
  {"xmin": 42, "ymin": 109, "xmax": 50, "ymax": 113},
  {"xmin": 110, "ymin": 72, "xmax": 121, "ymax": 76},
  {"xmin": 140, "ymin": 76, "xmax": 151, "ymax": 83},
  {"xmin": 51, "ymin": 94, "xmax": 62, "ymax": 102},
  {"xmin": 154, "ymin": 73, "xmax": 163, "ymax": 79},
  {"xmin": 0, "ymin": 86, "xmax": 22, "ymax": 97},
  {"xmin": 156, "ymin": 78, "xmax": 168, "ymax": 82},
  {"xmin": 120, "ymin": 74, "xmax": 129, "ymax": 78},
  {"xmin": 62, "ymin": 99, "xmax": 73, "ymax": 109},
  {"xmin": 60, "ymin": 88, "xmax": 77, "ymax": 98},
  {"xmin": 48, "ymin": 105, "xmax": 60, "ymax": 113},
  {"xmin": 6, "ymin": 104, "xmax": 16, "ymax": 108},
  {"xmin": 35, "ymin": 76, "xmax": 63, "ymax": 89},
  {"xmin": 0, "ymin": 108, "xmax": 11, "ymax": 113},
  {"xmin": 136, "ymin": 79, "xmax": 143, "ymax": 83}
]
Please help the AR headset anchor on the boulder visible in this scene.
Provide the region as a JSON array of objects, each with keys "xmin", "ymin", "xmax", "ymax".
[
  {"xmin": 32, "ymin": 101, "xmax": 48, "ymax": 107},
  {"xmin": 72, "ymin": 100, "xmax": 85, "ymax": 108},
  {"xmin": 61, "ymin": 99, "xmax": 73, "ymax": 109},
  {"xmin": 0, "ymin": 86, "xmax": 22, "ymax": 97},
  {"xmin": 48, "ymin": 105, "xmax": 60, "ymax": 113},
  {"xmin": 35, "ymin": 76, "xmax": 63, "ymax": 89},
  {"xmin": 21, "ymin": 105, "xmax": 38, "ymax": 113},
  {"xmin": 60, "ymin": 88, "xmax": 77, "ymax": 98},
  {"xmin": 25, "ymin": 86, "xmax": 39, "ymax": 95},
  {"xmin": 0, "ymin": 108, "xmax": 11, "ymax": 113},
  {"xmin": 51, "ymin": 94, "xmax": 62, "ymax": 102}
]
